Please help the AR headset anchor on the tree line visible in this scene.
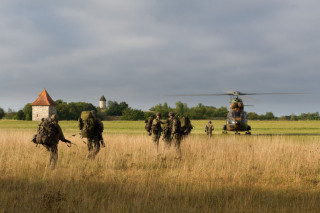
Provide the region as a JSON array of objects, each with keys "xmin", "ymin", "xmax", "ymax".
[{"xmin": 1, "ymin": 101, "xmax": 320, "ymax": 121}]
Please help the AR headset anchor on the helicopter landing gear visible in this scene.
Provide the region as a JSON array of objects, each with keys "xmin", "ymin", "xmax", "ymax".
[
  {"xmin": 235, "ymin": 131, "xmax": 240, "ymax": 135},
  {"xmin": 222, "ymin": 131, "xmax": 228, "ymax": 134},
  {"xmin": 245, "ymin": 131, "xmax": 251, "ymax": 135}
]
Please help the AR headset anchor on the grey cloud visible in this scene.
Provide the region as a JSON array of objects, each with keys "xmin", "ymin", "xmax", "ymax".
[{"xmin": 0, "ymin": 0, "xmax": 319, "ymax": 115}]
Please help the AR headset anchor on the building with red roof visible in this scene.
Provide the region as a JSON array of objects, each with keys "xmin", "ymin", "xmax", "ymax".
[{"xmin": 30, "ymin": 89, "xmax": 57, "ymax": 121}]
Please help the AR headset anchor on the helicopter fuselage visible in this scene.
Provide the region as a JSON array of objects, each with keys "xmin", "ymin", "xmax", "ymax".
[{"xmin": 222, "ymin": 98, "xmax": 251, "ymax": 134}]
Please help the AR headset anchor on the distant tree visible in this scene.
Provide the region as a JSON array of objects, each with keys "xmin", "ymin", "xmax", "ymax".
[
  {"xmin": 279, "ymin": 116, "xmax": 290, "ymax": 120},
  {"xmin": 175, "ymin": 101, "xmax": 188, "ymax": 116},
  {"xmin": 5, "ymin": 108, "xmax": 17, "ymax": 120},
  {"xmin": 264, "ymin": 112, "xmax": 276, "ymax": 120},
  {"xmin": 144, "ymin": 111, "xmax": 156, "ymax": 120},
  {"xmin": 149, "ymin": 102, "xmax": 172, "ymax": 119},
  {"xmin": 121, "ymin": 108, "xmax": 145, "ymax": 120},
  {"xmin": 214, "ymin": 107, "xmax": 228, "ymax": 118},
  {"xmin": 56, "ymin": 100, "xmax": 97, "ymax": 120},
  {"xmin": 119, "ymin": 101, "xmax": 129, "ymax": 112},
  {"xmin": 307, "ymin": 112, "xmax": 320, "ymax": 120},
  {"xmin": 0, "ymin": 107, "xmax": 4, "ymax": 119},
  {"xmin": 106, "ymin": 101, "xmax": 128, "ymax": 116},
  {"xmin": 16, "ymin": 110, "xmax": 25, "ymax": 120},
  {"xmin": 23, "ymin": 104, "xmax": 32, "ymax": 120},
  {"xmin": 189, "ymin": 103, "xmax": 206, "ymax": 119},
  {"xmin": 290, "ymin": 113, "xmax": 298, "ymax": 121}
]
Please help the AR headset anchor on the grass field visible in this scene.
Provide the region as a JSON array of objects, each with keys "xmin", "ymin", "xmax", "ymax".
[{"xmin": 1, "ymin": 120, "xmax": 320, "ymax": 212}]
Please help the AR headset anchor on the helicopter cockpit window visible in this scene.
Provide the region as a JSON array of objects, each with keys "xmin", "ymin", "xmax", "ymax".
[
  {"xmin": 241, "ymin": 112, "xmax": 247, "ymax": 123},
  {"xmin": 231, "ymin": 112, "xmax": 241, "ymax": 118}
]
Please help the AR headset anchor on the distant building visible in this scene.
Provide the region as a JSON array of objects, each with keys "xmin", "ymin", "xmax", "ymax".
[
  {"xmin": 99, "ymin": 95, "xmax": 106, "ymax": 109},
  {"xmin": 30, "ymin": 89, "xmax": 57, "ymax": 121}
]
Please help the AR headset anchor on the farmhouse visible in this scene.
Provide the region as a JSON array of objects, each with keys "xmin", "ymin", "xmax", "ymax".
[{"xmin": 30, "ymin": 89, "xmax": 57, "ymax": 121}]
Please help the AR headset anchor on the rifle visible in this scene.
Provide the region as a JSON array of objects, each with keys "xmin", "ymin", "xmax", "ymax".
[
  {"xmin": 72, "ymin": 133, "xmax": 87, "ymax": 144},
  {"xmin": 100, "ymin": 140, "xmax": 106, "ymax": 148},
  {"xmin": 61, "ymin": 139, "xmax": 76, "ymax": 147},
  {"xmin": 162, "ymin": 126, "xmax": 170, "ymax": 141}
]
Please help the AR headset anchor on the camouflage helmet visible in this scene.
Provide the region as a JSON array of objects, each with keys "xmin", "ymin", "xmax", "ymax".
[
  {"xmin": 168, "ymin": 112, "xmax": 175, "ymax": 117},
  {"xmin": 91, "ymin": 110, "xmax": 97, "ymax": 117},
  {"xmin": 209, "ymin": 120, "xmax": 212, "ymax": 124},
  {"xmin": 156, "ymin": 112, "xmax": 161, "ymax": 117}
]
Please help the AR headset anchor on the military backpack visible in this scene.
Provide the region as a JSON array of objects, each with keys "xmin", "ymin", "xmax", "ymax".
[
  {"xmin": 179, "ymin": 116, "xmax": 193, "ymax": 135},
  {"xmin": 145, "ymin": 116, "xmax": 154, "ymax": 133},
  {"xmin": 35, "ymin": 118, "xmax": 59, "ymax": 146},
  {"xmin": 79, "ymin": 111, "xmax": 96, "ymax": 138}
]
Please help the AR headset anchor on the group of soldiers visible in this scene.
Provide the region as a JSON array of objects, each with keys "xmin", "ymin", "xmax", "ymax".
[
  {"xmin": 148, "ymin": 112, "xmax": 214, "ymax": 158},
  {"xmin": 32, "ymin": 110, "xmax": 215, "ymax": 169},
  {"xmin": 149, "ymin": 112, "xmax": 184, "ymax": 158},
  {"xmin": 32, "ymin": 111, "xmax": 104, "ymax": 169}
]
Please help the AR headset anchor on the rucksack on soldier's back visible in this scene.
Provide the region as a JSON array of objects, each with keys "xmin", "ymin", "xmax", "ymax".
[
  {"xmin": 79, "ymin": 111, "xmax": 96, "ymax": 138},
  {"xmin": 179, "ymin": 116, "xmax": 193, "ymax": 134},
  {"xmin": 34, "ymin": 118, "xmax": 59, "ymax": 146},
  {"xmin": 145, "ymin": 116, "xmax": 154, "ymax": 133}
]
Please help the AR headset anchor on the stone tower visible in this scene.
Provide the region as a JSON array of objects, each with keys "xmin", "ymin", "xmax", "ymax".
[
  {"xmin": 30, "ymin": 89, "xmax": 57, "ymax": 121},
  {"xmin": 99, "ymin": 95, "xmax": 106, "ymax": 109}
]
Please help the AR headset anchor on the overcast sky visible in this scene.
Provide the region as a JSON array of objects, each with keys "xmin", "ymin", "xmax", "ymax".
[{"xmin": 1, "ymin": 0, "xmax": 319, "ymax": 116}]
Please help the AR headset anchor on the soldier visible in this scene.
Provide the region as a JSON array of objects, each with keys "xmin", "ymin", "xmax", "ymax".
[
  {"xmin": 205, "ymin": 120, "xmax": 214, "ymax": 139},
  {"xmin": 151, "ymin": 112, "xmax": 162, "ymax": 153},
  {"xmin": 168, "ymin": 112, "xmax": 183, "ymax": 158},
  {"xmin": 161, "ymin": 118, "xmax": 171, "ymax": 151},
  {"xmin": 87, "ymin": 110, "xmax": 104, "ymax": 160},
  {"xmin": 32, "ymin": 114, "xmax": 70, "ymax": 169}
]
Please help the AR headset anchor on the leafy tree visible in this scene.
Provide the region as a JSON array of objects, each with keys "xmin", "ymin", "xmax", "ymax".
[
  {"xmin": 175, "ymin": 101, "xmax": 188, "ymax": 116},
  {"xmin": 56, "ymin": 100, "xmax": 97, "ymax": 120},
  {"xmin": 0, "ymin": 107, "xmax": 4, "ymax": 119},
  {"xmin": 144, "ymin": 112, "xmax": 156, "ymax": 120},
  {"xmin": 106, "ymin": 101, "xmax": 129, "ymax": 116},
  {"xmin": 23, "ymin": 104, "xmax": 32, "ymax": 120},
  {"xmin": 290, "ymin": 113, "xmax": 298, "ymax": 121},
  {"xmin": 264, "ymin": 112, "xmax": 276, "ymax": 120},
  {"xmin": 149, "ymin": 102, "xmax": 172, "ymax": 119},
  {"xmin": 119, "ymin": 101, "xmax": 129, "ymax": 112},
  {"xmin": 5, "ymin": 108, "xmax": 17, "ymax": 120},
  {"xmin": 214, "ymin": 107, "xmax": 228, "ymax": 118},
  {"xmin": 121, "ymin": 108, "xmax": 145, "ymax": 120},
  {"xmin": 16, "ymin": 110, "xmax": 25, "ymax": 120},
  {"xmin": 247, "ymin": 112, "xmax": 259, "ymax": 120},
  {"xmin": 189, "ymin": 103, "xmax": 206, "ymax": 119}
]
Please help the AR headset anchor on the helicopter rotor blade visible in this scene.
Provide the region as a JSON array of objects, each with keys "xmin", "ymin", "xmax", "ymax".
[
  {"xmin": 239, "ymin": 95, "xmax": 258, "ymax": 102},
  {"xmin": 240, "ymin": 92, "xmax": 311, "ymax": 95},
  {"xmin": 167, "ymin": 93, "xmax": 230, "ymax": 97}
]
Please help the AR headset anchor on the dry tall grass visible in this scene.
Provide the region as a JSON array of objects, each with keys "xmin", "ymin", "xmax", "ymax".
[{"xmin": 1, "ymin": 129, "xmax": 320, "ymax": 212}]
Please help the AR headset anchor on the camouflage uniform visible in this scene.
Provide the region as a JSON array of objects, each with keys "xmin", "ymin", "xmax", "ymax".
[
  {"xmin": 87, "ymin": 111, "xmax": 104, "ymax": 160},
  {"xmin": 169, "ymin": 112, "xmax": 182, "ymax": 158},
  {"xmin": 33, "ymin": 114, "xmax": 66, "ymax": 169},
  {"xmin": 151, "ymin": 113, "xmax": 162, "ymax": 153},
  {"xmin": 205, "ymin": 121, "xmax": 214, "ymax": 139},
  {"xmin": 161, "ymin": 119, "xmax": 172, "ymax": 150}
]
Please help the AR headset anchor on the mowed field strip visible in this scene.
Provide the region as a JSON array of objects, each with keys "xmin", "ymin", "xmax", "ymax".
[{"xmin": 1, "ymin": 120, "xmax": 320, "ymax": 212}]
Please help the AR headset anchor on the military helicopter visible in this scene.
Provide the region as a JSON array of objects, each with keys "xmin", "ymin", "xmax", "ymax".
[{"xmin": 170, "ymin": 90, "xmax": 308, "ymax": 135}]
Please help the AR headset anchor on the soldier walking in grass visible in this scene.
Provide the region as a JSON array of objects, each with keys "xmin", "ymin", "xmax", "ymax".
[
  {"xmin": 205, "ymin": 120, "xmax": 214, "ymax": 139},
  {"xmin": 168, "ymin": 112, "xmax": 183, "ymax": 158},
  {"xmin": 151, "ymin": 112, "xmax": 163, "ymax": 153},
  {"xmin": 79, "ymin": 110, "xmax": 104, "ymax": 160},
  {"xmin": 161, "ymin": 118, "xmax": 171, "ymax": 151},
  {"xmin": 31, "ymin": 114, "xmax": 72, "ymax": 169}
]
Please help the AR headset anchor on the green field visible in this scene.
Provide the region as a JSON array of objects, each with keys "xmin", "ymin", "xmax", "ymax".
[
  {"xmin": 1, "ymin": 119, "xmax": 320, "ymax": 135},
  {"xmin": 1, "ymin": 120, "xmax": 320, "ymax": 212}
]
